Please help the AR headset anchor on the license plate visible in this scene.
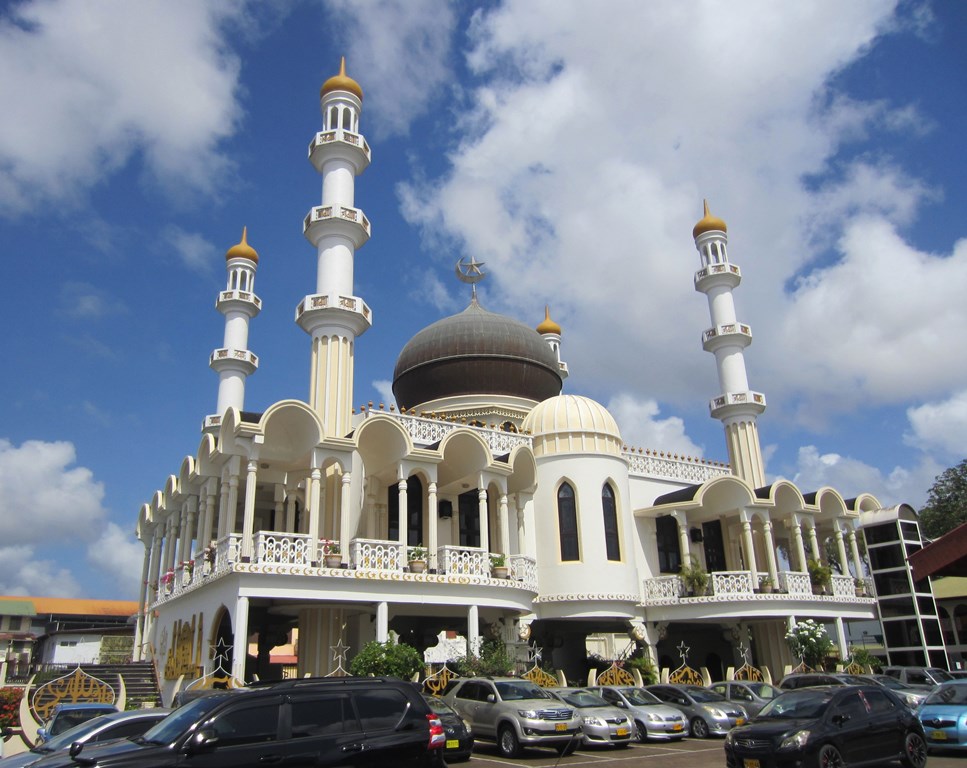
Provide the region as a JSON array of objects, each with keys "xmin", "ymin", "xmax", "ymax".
[
  {"xmin": 446, "ymin": 740, "xmax": 460, "ymax": 748},
  {"xmin": 736, "ymin": 718, "xmax": 745, "ymax": 726},
  {"xmin": 555, "ymin": 723, "xmax": 567, "ymax": 731},
  {"xmin": 932, "ymin": 730, "xmax": 948, "ymax": 740},
  {"xmin": 616, "ymin": 728, "xmax": 629, "ymax": 736},
  {"xmin": 744, "ymin": 760, "xmax": 760, "ymax": 768},
  {"xmin": 672, "ymin": 723, "xmax": 683, "ymax": 731}
]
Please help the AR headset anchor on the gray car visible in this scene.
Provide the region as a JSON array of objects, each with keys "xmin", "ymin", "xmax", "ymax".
[
  {"xmin": 550, "ymin": 688, "xmax": 633, "ymax": 748},
  {"xmin": 587, "ymin": 685, "xmax": 687, "ymax": 741},
  {"xmin": 709, "ymin": 681, "xmax": 780, "ymax": 716},
  {"xmin": 0, "ymin": 709, "xmax": 170, "ymax": 768},
  {"xmin": 646, "ymin": 683, "xmax": 748, "ymax": 738},
  {"xmin": 442, "ymin": 677, "xmax": 582, "ymax": 758}
]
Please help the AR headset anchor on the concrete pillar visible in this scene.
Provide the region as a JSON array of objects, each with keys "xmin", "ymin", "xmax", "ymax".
[
  {"xmin": 397, "ymin": 476, "xmax": 408, "ymax": 550},
  {"xmin": 762, "ymin": 517, "xmax": 779, "ymax": 586},
  {"xmin": 376, "ymin": 601, "xmax": 388, "ymax": 642},
  {"xmin": 340, "ymin": 471, "xmax": 352, "ymax": 566},
  {"xmin": 232, "ymin": 595, "xmax": 250, "ymax": 683},
  {"xmin": 478, "ymin": 486, "xmax": 489, "ymax": 553},
  {"xmin": 499, "ymin": 491, "xmax": 510, "ymax": 558},
  {"xmin": 428, "ymin": 481, "xmax": 439, "ymax": 572},
  {"xmin": 792, "ymin": 518, "xmax": 808, "ymax": 571},
  {"xmin": 308, "ymin": 466, "xmax": 322, "ymax": 562},
  {"xmin": 241, "ymin": 458, "xmax": 259, "ymax": 559},
  {"xmin": 468, "ymin": 604, "xmax": 480, "ymax": 657},
  {"xmin": 834, "ymin": 524, "xmax": 849, "ymax": 577}
]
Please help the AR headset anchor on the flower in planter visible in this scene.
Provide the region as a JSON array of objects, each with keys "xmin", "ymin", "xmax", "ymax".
[
  {"xmin": 321, "ymin": 539, "xmax": 340, "ymax": 555},
  {"xmin": 490, "ymin": 553, "xmax": 506, "ymax": 569},
  {"xmin": 408, "ymin": 544, "xmax": 427, "ymax": 561}
]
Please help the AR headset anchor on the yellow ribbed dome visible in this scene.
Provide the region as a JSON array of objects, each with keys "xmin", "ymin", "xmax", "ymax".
[
  {"xmin": 225, "ymin": 227, "xmax": 258, "ymax": 264},
  {"xmin": 692, "ymin": 200, "xmax": 727, "ymax": 239},
  {"xmin": 522, "ymin": 395, "xmax": 621, "ymax": 441},
  {"xmin": 321, "ymin": 56, "xmax": 363, "ymax": 101},
  {"xmin": 536, "ymin": 305, "xmax": 562, "ymax": 335}
]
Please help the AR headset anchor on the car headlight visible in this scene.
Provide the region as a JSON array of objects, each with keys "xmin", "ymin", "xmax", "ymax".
[
  {"xmin": 646, "ymin": 712, "xmax": 663, "ymax": 722},
  {"xmin": 779, "ymin": 730, "xmax": 811, "ymax": 750},
  {"xmin": 518, "ymin": 709, "xmax": 539, "ymax": 719},
  {"xmin": 583, "ymin": 716, "xmax": 604, "ymax": 726},
  {"xmin": 462, "ymin": 719, "xmax": 472, "ymax": 734},
  {"xmin": 707, "ymin": 708, "xmax": 727, "ymax": 720}
]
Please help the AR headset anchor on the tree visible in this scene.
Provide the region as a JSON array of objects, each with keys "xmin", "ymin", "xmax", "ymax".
[
  {"xmin": 919, "ymin": 459, "xmax": 967, "ymax": 539},
  {"xmin": 785, "ymin": 619, "xmax": 834, "ymax": 669}
]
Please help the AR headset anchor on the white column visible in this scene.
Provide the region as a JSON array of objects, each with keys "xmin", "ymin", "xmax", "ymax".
[
  {"xmin": 516, "ymin": 495, "xmax": 526, "ymax": 555},
  {"xmin": 792, "ymin": 517, "xmax": 808, "ymax": 571},
  {"xmin": 834, "ymin": 616, "xmax": 848, "ymax": 659},
  {"xmin": 339, "ymin": 471, "xmax": 352, "ymax": 566},
  {"xmin": 847, "ymin": 528, "xmax": 864, "ymax": 581},
  {"xmin": 241, "ymin": 459, "xmax": 259, "ymax": 560},
  {"xmin": 499, "ymin": 492, "xmax": 510, "ymax": 558},
  {"xmin": 762, "ymin": 518, "xmax": 779, "ymax": 586},
  {"xmin": 675, "ymin": 513, "xmax": 691, "ymax": 565},
  {"xmin": 478, "ymin": 486, "xmax": 489, "ymax": 553},
  {"xmin": 807, "ymin": 524, "xmax": 821, "ymax": 561},
  {"xmin": 397, "ymin": 476, "xmax": 408, "ymax": 551},
  {"xmin": 308, "ymin": 467, "xmax": 322, "ymax": 562},
  {"xmin": 428, "ymin": 481, "xmax": 439, "ymax": 572},
  {"xmin": 217, "ymin": 471, "xmax": 230, "ymax": 539},
  {"xmin": 834, "ymin": 524, "xmax": 850, "ymax": 576},
  {"xmin": 467, "ymin": 604, "xmax": 480, "ymax": 657},
  {"xmin": 741, "ymin": 516, "xmax": 758, "ymax": 576},
  {"xmin": 203, "ymin": 479, "xmax": 217, "ymax": 547},
  {"xmin": 232, "ymin": 595, "xmax": 250, "ymax": 683},
  {"xmin": 225, "ymin": 469, "xmax": 240, "ymax": 537},
  {"xmin": 285, "ymin": 492, "xmax": 297, "ymax": 533},
  {"xmin": 134, "ymin": 540, "xmax": 151, "ymax": 661},
  {"xmin": 376, "ymin": 601, "xmax": 388, "ymax": 643}
]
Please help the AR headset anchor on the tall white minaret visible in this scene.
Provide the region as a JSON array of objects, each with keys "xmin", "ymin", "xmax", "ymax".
[
  {"xmin": 692, "ymin": 202, "xmax": 767, "ymax": 487},
  {"xmin": 537, "ymin": 305, "xmax": 569, "ymax": 381},
  {"xmin": 296, "ymin": 58, "xmax": 372, "ymax": 437},
  {"xmin": 205, "ymin": 228, "xmax": 261, "ymax": 432}
]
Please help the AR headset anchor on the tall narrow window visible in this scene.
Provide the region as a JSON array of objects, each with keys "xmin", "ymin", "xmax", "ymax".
[
  {"xmin": 656, "ymin": 516, "xmax": 681, "ymax": 573},
  {"xmin": 458, "ymin": 490, "xmax": 479, "ymax": 547},
  {"xmin": 387, "ymin": 476, "xmax": 424, "ymax": 545},
  {"xmin": 602, "ymin": 484, "xmax": 620, "ymax": 561},
  {"xmin": 558, "ymin": 483, "xmax": 579, "ymax": 561}
]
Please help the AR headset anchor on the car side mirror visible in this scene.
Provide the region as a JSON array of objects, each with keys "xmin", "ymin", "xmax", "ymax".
[
  {"xmin": 37, "ymin": 727, "xmax": 49, "ymax": 741},
  {"xmin": 486, "ymin": 694, "xmax": 496, "ymax": 703},
  {"xmin": 69, "ymin": 741, "xmax": 85, "ymax": 759},
  {"xmin": 615, "ymin": 701, "xmax": 626, "ymax": 708},
  {"xmin": 676, "ymin": 698, "xmax": 688, "ymax": 706},
  {"xmin": 184, "ymin": 727, "xmax": 220, "ymax": 754},
  {"xmin": 832, "ymin": 714, "xmax": 850, "ymax": 726}
]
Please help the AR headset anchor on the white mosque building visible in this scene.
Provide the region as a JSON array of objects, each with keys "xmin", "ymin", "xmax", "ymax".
[{"xmin": 135, "ymin": 60, "xmax": 904, "ymax": 700}]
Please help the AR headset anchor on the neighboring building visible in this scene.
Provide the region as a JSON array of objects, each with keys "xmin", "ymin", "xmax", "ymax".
[
  {"xmin": 0, "ymin": 597, "xmax": 138, "ymax": 681},
  {"xmin": 134, "ymin": 59, "xmax": 910, "ymax": 702}
]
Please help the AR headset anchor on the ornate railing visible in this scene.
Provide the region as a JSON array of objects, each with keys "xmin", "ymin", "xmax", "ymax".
[
  {"xmin": 509, "ymin": 554, "xmax": 538, "ymax": 589},
  {"xmin": 623, "ymin": 451, "xmax": 730, "ymax": 483},
  {"xmin": 369, "ymin": 411, "xmax": 533, "ymax": 456},
  {"xmin": 643, "ymin": 575, "xmax": 685, "ymax": 599},
  {"xmin": 351, "ymin": 538, "xmax": 403, "ymax": 571},
  {"xmin": 214, "ymin": 534, "xmax": 241, "ymax": 576},
  {"xmin": 710, "ymin": 570, "xmax": 756, "ymax": 595},
  {"xmin": 780, "ymin": 571, "xmax": 811, "ymax": 595},
  {"xmin": 256, "ymin": 531, "xmax": 314, "ymax": 566},
  {"xmin": 831, "ymin": 574, "xmax": 855, "ymax": 597},
  {"xmin": 439, "ymin": 545, "xmax": 488, "ymax": 577}
]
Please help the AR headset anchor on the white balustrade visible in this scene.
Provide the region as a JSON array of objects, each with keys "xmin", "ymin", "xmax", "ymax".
[
  {"xmin": 831, "ymin": 575, "xmax": 855, "ymax": 597},
  {"xmin": 643, "ymin": 575, "xmax": 685, "ymax": 600},
  {"xmin": 214, "ymin": 534, "xmax": 241, "ymax": 575},
  {"xmin": 710, "ymin": 571, "xmax": 756, "ymax": 595},
  {"xmin": 779, "ymin": 571, "xmax": 811, "ymax": 595},
  {"xmin": 439, "ymin": 546, "xmax": 488, "ymax": 577},
  {"xmin": 351, "ymin": 538, "xmax": 403, "ymax": 571},
  {"xmin": 256, "ymin": 531, "xmax": 314, "ymax": 566},
  {"xmin": 508, "ymin": 554, "xmax": 538, "ymax": 589}
]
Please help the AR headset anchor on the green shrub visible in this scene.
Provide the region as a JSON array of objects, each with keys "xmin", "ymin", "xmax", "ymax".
[
  {"xmin": 451, "ymin": 638, "xmax": 515, "ymax": 677},
  {"xmin": 348, "ymin": 641, "xmax": 423, "ymax": 681},
  {"xmin": 624, "ymin": 655, "xmax": 658, "ymax": 684}
]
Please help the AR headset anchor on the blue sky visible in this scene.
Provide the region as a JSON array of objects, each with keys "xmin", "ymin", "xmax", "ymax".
[{"xmin": 1, "ymin": 0, "xmax": 964, "ymax": 600}]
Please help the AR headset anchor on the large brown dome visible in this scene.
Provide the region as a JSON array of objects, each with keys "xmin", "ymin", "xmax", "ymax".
[{"xmin": 392, "ymin": 298, "xmax": 563, "ymax": 410}]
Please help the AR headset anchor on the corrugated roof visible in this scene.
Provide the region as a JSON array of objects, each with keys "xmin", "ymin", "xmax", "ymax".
[{"xmin": 0, "ymin": 596, "xmax": 138, "ymax": 617}]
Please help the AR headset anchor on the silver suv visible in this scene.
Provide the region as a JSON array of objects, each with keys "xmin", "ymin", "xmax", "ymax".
[{"xmin": 442, "ymin": 677, "xmax": 582, "ymax": 758}]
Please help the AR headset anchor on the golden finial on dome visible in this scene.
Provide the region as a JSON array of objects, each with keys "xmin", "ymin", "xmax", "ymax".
[
  {"xmin": 321, "ymin": 56, "xmax": 363, "ymax": 101},
  {"xmin": 225, "ymin": 226, "xmax": 259, "ymax": 264},
  {"xmin": 692, "ymin": 199, "xmax": 728, "ymax": 239},
  {"xmin": 537, "ymin": 305, "xmax": 562, "ymax": 335}
]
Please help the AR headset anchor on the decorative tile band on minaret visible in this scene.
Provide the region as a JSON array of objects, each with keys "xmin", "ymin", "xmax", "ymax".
[
  {"xmin": 296, "ymin": 58, "xmax": 372, "ymax": 438},
  {"xmin": 692, "ymin": 201, "xmax": 766, "ymax": 487},
  {"xmin": 204, "ymin": 227, "xmax": 261, "ymax": 432}
]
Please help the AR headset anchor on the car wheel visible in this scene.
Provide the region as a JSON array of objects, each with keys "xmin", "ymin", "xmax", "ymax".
[
  {"xmin": 818, "ymin": 743, "xmax": 845, "ymax": 768},
  {"xmin": 498, "ymin": 724, "xmax": 521, "ymax": 759},
  {"xmin": 555, "ymin": 740, "xmax": 578, "ymax": 756},
  {"xmin": 634, "ymin": 719, "xmax": 648, "ymax": 742},
  {"xmin": 901, "ymin": 731, "xmax": 928, "ymax": 768},
  {"xmin": 690, "ymin": 717, "xmax": 709, "ymax": 738}
]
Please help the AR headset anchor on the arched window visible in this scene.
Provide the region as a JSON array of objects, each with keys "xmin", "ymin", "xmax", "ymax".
[
  {"xmin": 602, "ymin": 484, "xmax": 620, "ymax": 561},
  {"xmin": 558, "ymin": 483, "xmax": 579, "ymax": 561},
  {"xmin": 328, "ymin": 106, "xmax": 337, "ymax": 131}
]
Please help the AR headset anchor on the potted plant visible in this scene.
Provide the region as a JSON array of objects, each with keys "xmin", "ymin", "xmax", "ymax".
[
  {"xmin": 490, "ymin": 553, "xmax": 508, "ymax": 578},
  {"xmin": 854, "ymin": 578, "xmax": 868, "ymax": 596},
  {"xmin": 807, "ymin": 558, "xmax": 832, "ymax": 595},
  {"xmin": 322, "ymin": 539, "xmax": 342, "ymax": 568},
  {"xmin": 408, "ymin": 544, "xmax": 427, "ymax": 573},
  {"xmin": 758, "ymin": 575, "xmax": 774, "ymax": 594},
  {"xmin": 679, "ymin": 556, "xmax": 709, "ymax": 596}
]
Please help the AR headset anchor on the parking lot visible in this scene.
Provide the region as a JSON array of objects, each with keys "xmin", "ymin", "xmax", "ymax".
[{"xmin": 460, "ymin": 738, "xmax": 967, "ymax": 768}]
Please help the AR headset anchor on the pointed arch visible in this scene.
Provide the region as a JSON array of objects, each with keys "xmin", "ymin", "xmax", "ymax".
[{"xmin": 557, "ymin": 480, "xmax": 579, "ymax": 561}]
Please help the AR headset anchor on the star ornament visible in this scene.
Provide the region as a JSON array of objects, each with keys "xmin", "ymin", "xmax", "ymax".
[
  {"xmin": 527, "ymin": 644, "xmax": 543, "ymax": 665},
  {"xmin": 677, "ymin": 641, "xmax": 690, "ymax": 661},
  {"xmin": 331, "ymin": 638, "xmax": 350, "ymax": 667}
]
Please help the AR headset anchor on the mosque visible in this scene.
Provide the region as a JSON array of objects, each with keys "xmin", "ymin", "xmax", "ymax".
[{"xmin": 134, "ymin": 60, "xmax": 937, "ymax": 701}]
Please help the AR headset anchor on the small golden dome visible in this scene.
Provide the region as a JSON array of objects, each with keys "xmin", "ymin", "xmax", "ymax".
[
  {"xmin": 226, "ymin": 227, "xmax": 258, "ymax": 264},
  {"xmin": 536, "ymin": 305, "xmax": 562, "ymax": 335},
  {"xmin": 692, "ymin": 200, "xmax": 727, "ymax": 239},
  {"xmin": 321, "ymin": 56, "xmax": 363, "ymax": 101}
]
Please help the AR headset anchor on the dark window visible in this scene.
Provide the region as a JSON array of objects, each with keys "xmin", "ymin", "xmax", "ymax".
[
  {"xmin": 97, "ymin": 720, "xmax": 159, "ymax": 741},
  {"xmin": 602, "ymin": 484, "xmax": 620, "ymax": 561},
  {"xmin": 558, "ymin": 483, "xmax": 579, "ymax": 561},
  {"xmin": 290, "ymin": 694, "xmax": 357, "ymax": 737},
  {"xmin": 862, "ymin": 689, "xmax": 896, "ymax": 714},
  {"xmin": 922, "ymin": 619, "xmax": 944, "ymax": 647},
  {"xmin": 830, "ymin": 692, "xmax": 866, "ymax": 720},
  {"xmin": 388, "ymin": 476, "xmax": 424, "ymax": 545},
  {"xmin": 884, "ymin": 621, "xmax": 922, "ymax": 649},
  {"xmin": 879, "ymin": 597, "xmax": 916, "ymax": 618},
  {"xmin": 863, "ymin": 523, "xmax": 899, "ymax": 545},
  {"xmin": 873, "ymin": 572, "xmax": 911, "ymax": 597},
  {"xmin": 869, "ymin": 544, "xmax": 905, "ymax": 570},
  {"xmin": 458, "ymin": 490, "xmax": 480, "ymax": 547},
  {"xmin": 917, "ymin": 596, "xmax": 939, "ymax": 617},
  {"xmin": 210, "ymin": 701, "xmax": 280, "ymax": 747},
  {"xmin": 656, "ymin": 516, "xmax": 681, "ymax": 573},
  {"xmin": 354, "ymin": 689, "xmax": 412, "ymax": 730},
  {"xmin": 900, "ymin": 521, "xmax": 921, "ymax": 541}
]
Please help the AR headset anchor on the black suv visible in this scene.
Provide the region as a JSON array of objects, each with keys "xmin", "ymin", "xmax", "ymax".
[{"xmin": 43, "ymin": 677, "xmax": 445, "ymax": 768}]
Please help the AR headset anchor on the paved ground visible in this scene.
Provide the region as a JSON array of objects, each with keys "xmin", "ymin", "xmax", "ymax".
[{"xmin": 457, "ymin": 737, "xmax": 967, "ymax": 768}]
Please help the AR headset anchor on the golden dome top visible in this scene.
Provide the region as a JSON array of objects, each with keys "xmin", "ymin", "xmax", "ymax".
[
  {"xmin": 321, "ymin": 57, "xmax": 363, "ymax": 101},
  {"xmin": 536, "ymin": 305, "xmax": 562, "ymax": 335},
  {"xmin": 692, "ymin": 200, "xmax": 728, "ymax": 239},
  {"xmin": 225, "ymin": 227, "xmax": 258, "ymax": 264}
]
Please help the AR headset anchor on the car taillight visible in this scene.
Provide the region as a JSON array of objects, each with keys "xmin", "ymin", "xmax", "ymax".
[{"xmin": 426, "ymin": 713, "xmax": 445, "ymax": 749}]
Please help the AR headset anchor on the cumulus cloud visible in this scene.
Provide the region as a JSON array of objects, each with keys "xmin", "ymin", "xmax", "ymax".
[
  {"xmin": 86, "ymin": 523, "xmax": 144, "ymax": 599},
  {"xmin": 59, "ymin": 281, "xmax": 127, "ymax": 319},
  {"xmin": 0, "ymin": 545, "xmax": 82, "ymax": 597},
  {"xmin": 906, "ymin": 390, "xmax": 967, "ymax": 458},
  {"xmin": 606, "ymin": 393, "xmax": 704, "ymax": 457},
  {"xmin": 324, "ymin": 0, "xmax": 456, "ymax": 139},
  {"xmin": 164, "ymin": 225, "xmax": 220, "ymax": 275},
  {"xmin": 0, "ymin": 0, "xmax": 245, "ymax": 216}
]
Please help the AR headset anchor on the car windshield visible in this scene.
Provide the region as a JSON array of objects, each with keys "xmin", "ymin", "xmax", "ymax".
[
  {"xmin": 559, "ymin": 691, "xmax": 609, "ymax": 707},
  {"xmin": 425, "ymin": 697, "xmax": 456, "ymax": 715},
  {"xmin": 496, "ymin": 681, "xmax": 552, "ymax": 701},
  {"xmin": 758, "ymin": 690, "xmax": 832, "ymax": 719},
  {"xmin": 684, "ymin": 687, "xmax": 726, "ymax": 703},
  {"xmin": 36, "ymin": 715, "xmax": 112, "ymax": 752},
  {"xmin": 924, "ymin": 684, "xmax": 967, "ymax": 706},
  {"xmin": 929, "ymin": 668, "xmax": 955, "ymax": 682},
  {"xmin": 746, "ymin": 683, "xmax": 779, "ymax": 699},
  {"xmin": 621, "ymin": 688, "xmax": 661, "ymax": 706},
  {"xmin": 875, "ymin": 678, "xmax": 910, "ymax": 691},
  {"xmin": 139, "ymin": 694, "xmax": 233, "ymax": 745}
]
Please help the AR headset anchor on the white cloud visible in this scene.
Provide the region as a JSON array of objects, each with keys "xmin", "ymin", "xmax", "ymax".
[
  {"xmin": 59, "ymin": 281, "xmax": 126, "ymax": 319},
  {"xmin": 372, "ymin": 379, "xmax": 395, "ymax": 407},
  {"xmin": 0, "ymin": 0, "xmax": 245, "ymax": 215},
  {"xmin": 325, "ymin": 0, "xmax": 456, "ymax": 139},
  {"xmin": 0, "ymin": 439, "xmax": 107, "ymax": 546},
  {"xmin": 164, "ymin": 226, "xmax": 220, "ymax": 275},
  {"xmin": 87, "ymin": 523, "xmax": 144, "ymax": 599},
  {"xmin": 0, "ymin": 545, "xmax": 82, "ymax": 597},
  {"xmin": 906, "ymin": 390, "xmax": 967, "ymax": 458},
  {"xmin": 605, "ymin": 394, "xmax": 704, "ymax": 457}
]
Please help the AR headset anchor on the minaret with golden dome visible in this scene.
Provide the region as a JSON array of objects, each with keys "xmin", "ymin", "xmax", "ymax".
[
  {"xmin": 296, "ymin": 58, "xmax": 372, "ymax": 436},
  {"xmin": 205, "ymin": 227, "xmax": 261, "ymax": 431},
  {"xmin": 537, "ymin": 305, "xmax": 569, "ymax": 380},
  {"xmin": 692, "ymin": 201, "xmax": 767, "ymax": 487}
]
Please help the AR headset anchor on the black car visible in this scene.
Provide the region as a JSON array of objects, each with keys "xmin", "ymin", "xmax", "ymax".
[
  {"xmin": 724, "ymin": 685, "xmax": 927, "ymax": 768},
  {"xmin": 29, "ymin": 677, "xmax": 446, "ymax": 768},
  {"xmin": 423, "ymin": 695, "xmax": 472, "ymax": 762}
]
